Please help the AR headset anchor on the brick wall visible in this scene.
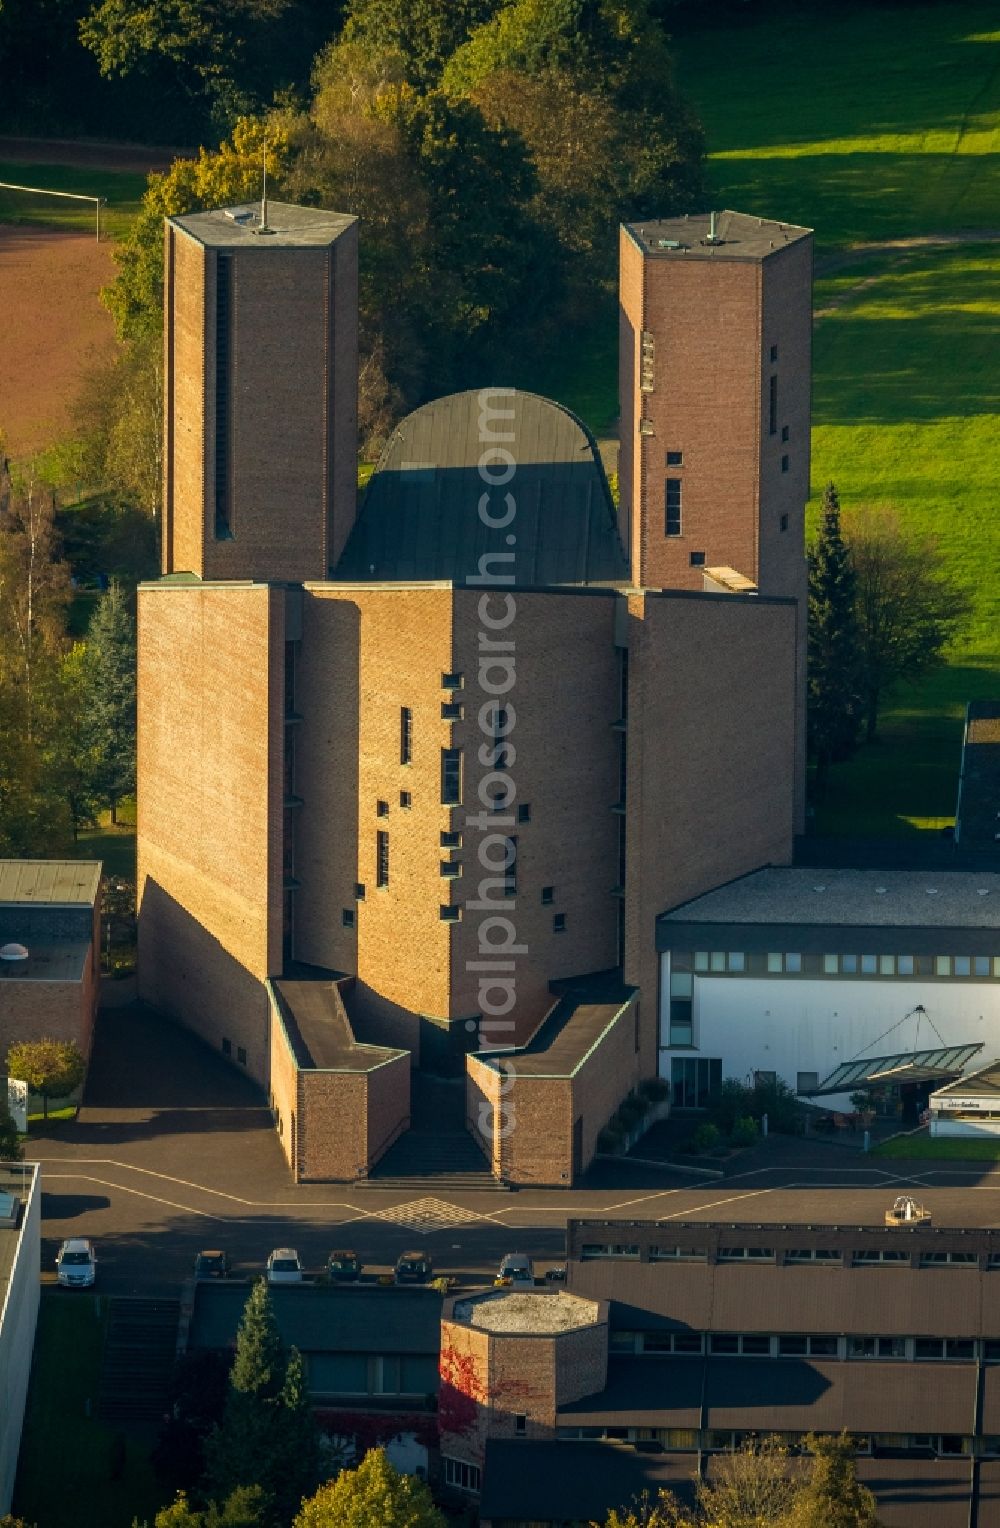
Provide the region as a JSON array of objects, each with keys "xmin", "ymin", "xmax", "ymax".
[
  {"xmin": 0, "ymin": 975, "xmax": 93, "ymax": 1057},
  {"xmin": 624, "ymin": 591, "xmax": 797, "ymax": 1077},
  {"xmin": 137, "ymin": 582, "xmax": 284, "ymax": 1083},
  {"xmin": 163, "ymin": 225, "xmax": 205, "ymax": 579}
]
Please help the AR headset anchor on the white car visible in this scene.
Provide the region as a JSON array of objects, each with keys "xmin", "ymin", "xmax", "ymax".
[
  {"xmin": 266, "ymin": 1247, "xmax": 304, "ymax": 1284},
  {"xmin": 56, "ymin": 1238, "xmax": 97, "ymax": 1288}
]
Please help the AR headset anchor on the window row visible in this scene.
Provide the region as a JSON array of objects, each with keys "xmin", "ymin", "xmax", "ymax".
[
  {"xmin": 582, "ymin": 1241, "xmax": 992, "ymax": 1268},
  {"xmin": 555, "ymin": 1426, "xmax": 998, "ymax": 1458},
  {"xmin": 305, "ymin": 1352, "xmax": 438, "ymax": 1396},
  {"xmin": 673, "ymin": 950, "xmax": 1000, "ymax": 979},
  {"xmin": 608, "ymin": 1331, "xmax": 995, "ymax": 1361}
]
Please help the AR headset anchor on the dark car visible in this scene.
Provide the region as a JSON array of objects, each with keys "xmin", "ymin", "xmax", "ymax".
[
  {"xmin": 194, "ymin": 1250, "xmax": 231, "ymax": 1279},
  {"xmin": 326, "ymin": 1249, "xmax": 362, "ymax": 1282},
  {"xmin": 394, "ymin": 1250, "xmax": 433, "ymax": 1285}
]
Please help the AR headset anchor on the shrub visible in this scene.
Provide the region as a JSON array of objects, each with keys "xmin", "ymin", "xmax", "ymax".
[
  {"xmin": 639, "ymin": 1077, "xmax": 670, "ymax": 1103},
  {"xmin": 730, "ymin": 1116, "xmax": 760, "ymax": 1147},
  {"xmin": 691, "ymin": 1121, "xmax": 722, "ymax": 1153},
  {"xmin": 616, "ymin": 1094, "xmax": 646, "ymax": 1129},
  {"xmin": 597, "ymin": 1125, "xmax": 624, "ymax": 1153}
]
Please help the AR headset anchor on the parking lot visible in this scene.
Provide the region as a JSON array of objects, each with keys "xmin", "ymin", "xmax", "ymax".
[{"xmin": 30, "ymin": 1006, "xmax": 1000, "ymax": 1294}]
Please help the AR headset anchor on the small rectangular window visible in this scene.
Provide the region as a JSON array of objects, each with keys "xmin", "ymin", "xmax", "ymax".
[
  {"xmin": 778, "ymin": 1335, "xmax": 807, "ymax": 1355},
  {"xmin": 710, "ymin": 1334, "xmax": 739, "ymax": 1354},
  {"xmin": 690, "ymin": 551, "xmax": 706, "ymax": 567},
  {"xmin": 441, "ymin": 748, "xmax": 462, "ymax": 805},
  {"xmin": 518, "ymin": 803, "xmax": 531, "ymax": 823},
  {"xmin": 728, "ymin": 952, "xmax": 745, "ymax": 973},
  {"xmin": 399, "ymin": 790, "xmax": 412, "ymax": 809},
  {"xmin": 377, "ymin": 830, "xmax": 389, "ymax": 888},
  {"xmin": 710, "ymin": 951, "xmax": 726, "ymax": 973},
  {"xmin": 440, "ymin": 905, "xmax": 460, "ymax": 922},
  {"xmin": 541, "ymin": 886, "xmax": 554, "ymax": 905},
  {"xmin": 781, "ymin": 455, "xmax": 789, "ymax": 473},
  {"xmin": 442, "ymin": 672, "xmax": 463, "ymax": 689},
  {"xmin": 442, "ymin": 702, "xmax": 463, "ymax": 720},
  {"xmin": 770, "ymin": 344, "xmax": 779, "ymax": 363},
  {"xmin": 975, "ymin": 955, "xmax": 990, "ymax": 976},
  {"xmin": 879, "ymin": 955, "xmax": 895, "ymax": 975},
  {"xmin": 441, "ymin": 860, "xmax": 461, "ymax": 878},
  {"xmin": 955, "ymin": 955, "xmax": 971, "ymax": 977},
  {"xmin": 400, "ymin": 706, "xmax": 412, "ymax": 765},
  {"xmin": 781, "ymin": 425, "xmax": 790, "ymax": 442},
  {"xmin": 222, "ymin": 1037, "xmax": 232, "ymax": 1057},
  {"xmin": 767, "ymin": 953, "xmax": 783, "ymax": 972},
  {"xmin": 785, "ymin": 953, "xmax": 801, "ymax": 973},
  {"xmin": 514, "ymin": 1414, "xmax": 526, "ymax": 1435},
  {"xmin": 376, "ymin": 799, "xmax": 389, "ymax": 817},
  {"xmin": 355, "ymin": 882, "xmax": 366, "ymax": 900},
  {"xmin": 780, "ymin": 514, "xmax": 789, "ymax": 532},
  {"xmin": 741, "ymin": 1334, "xmax": 771, "ymax": 1354},
  {"xmin": 769, "ymin": 374, "xmax": 778, "ymax": 435},
  {"xmin": 441, "ymin": 831, "xmax": 462, "ymax": 848},
  {"xmin": 936, "ymin": 956, "xmax": 952, "ymax": 976},
  {"xmin": 694, "ymin": 951, "xmax": 709, "ymax": 972},
  {"xmin": 797, "ymin": 1072, "xmax": 819, "ymax": 1095},
  {"xmin": 665, "ymin": 478, "xmax": 682, "ymax": 537},
  {"xmin": 502, "ymin": 836, "xmax": 517, "ymax": 896},
  {"xmin": 823, "ymin": 954, "xmax": 838, "ymax": 974},
  {"xmin": 237, "ymin": 1046, "xmax": 247, "ymax": 1066},
  {"xmin": 861, "ymin": 954, "xmax": 877, "ymax": 974},
  {"xmin": 842, "ymin": 954, "xmax": 858, "ymax": 974},
  {"xmin": 342, "ymin": 908, "xmax": 355, "ymax": 928},
  {"xmin": 666, "ymin": 450, "xmax": 683, "ymax": 466},
  {"xmin": 898, "ymin": 955, "xmax": 914, "ymax": 975},
  {"xmin": 915, "ymin": 1338, "xmax": 946, "ymax": 1359},
  {"xmin": 553, "ymin": 913, "xmax": 567, "ymax": 933}
]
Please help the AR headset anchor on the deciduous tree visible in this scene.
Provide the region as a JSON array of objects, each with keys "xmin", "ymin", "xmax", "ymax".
[
  {"xmin": 843, "ymin": 506, "xmax": 972, "ymax": 742},
  {"xmin": 5, "ymin": 1039, "xmax": 86, "ymax": 1119},
  {"xmin": 293, "ymin": 1447, "xmax": 445, "ymax": 1528},
  {"xmin": 782, "ymin": 1433, "xmax": 880, "ymax": 1528}
]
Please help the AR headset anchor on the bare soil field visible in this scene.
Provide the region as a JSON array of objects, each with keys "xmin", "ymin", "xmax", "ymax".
[
  {"xmin": 0, "ymin": 135, "xmax": 179, "ymax": 174},
  {"xmin": 0, "ymin": 224, "xmax": 116, "ymax": 458}
]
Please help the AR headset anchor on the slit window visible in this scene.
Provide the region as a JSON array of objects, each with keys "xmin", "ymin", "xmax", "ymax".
[
  {"xmin": 400, "ymin": 707, "xmax": 412, "ymax": 764},
  {"xmin": 665, "ymin": 478, "xmax": 682, "ymax": 537},
  {"xmin": 214, "ymin": 253, "xmax": 232, "ymax": 538},
  {"xmin": 769, "ymin": 374, "xmax": 778, "ymax": 436},
  {"xmin": 376, "ymin": 830, "xmax": 389, "ymax": 888},
  {"xmin": 441, "ymin": 748, "xmax": 462, "ymax": 805}
]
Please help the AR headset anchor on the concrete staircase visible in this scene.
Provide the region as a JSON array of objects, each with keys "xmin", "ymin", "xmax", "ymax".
[
  {"xmin": 364, "ymin": 1072, "xmax": 508, "ymax": 1191},
  {"xmin": 98, "ymin": 1295, "xmax": 181, "ymax": 1421}
]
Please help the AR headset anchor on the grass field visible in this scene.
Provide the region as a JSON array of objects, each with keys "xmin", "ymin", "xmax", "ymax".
[
  {"xmin": 14, "ymin": 1294, "xmax": 165, "ymax": 1528},
  {"xmin": 0, "ymin": 160, "xmax": 146, "ymax": 240},
  {"xmin": 874, "ymin": 1132, "xmax": 1000, "ymax": 1161}
]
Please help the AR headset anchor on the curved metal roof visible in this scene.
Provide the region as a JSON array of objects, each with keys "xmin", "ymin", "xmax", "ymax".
[{"xmin": 334, "ymin": 389, "xmax": 628, "ymax": 586}]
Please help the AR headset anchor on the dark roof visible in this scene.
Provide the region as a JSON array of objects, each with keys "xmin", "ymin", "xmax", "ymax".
[
  {"xmin": 955, "ymin": 700, "xmax": 1000, "ymax": 855},
  {"xmin": 170, "ymin": 201, "xmax": 356, "ymax": 250},
  {"xmin": 270, "ymin": 978, "xmax": 406, "ymax": 1071},
  {"xmin": 625, "ymin": 209, "xmax": 811, "ymax": 262},
  {"xmin": 475, "ymin": 974, "xmax": 635, "ymax": 1078},
  {"xmin": 806, "ymin": 1043, "xmax": 983, "ymax": 1096},
  {"xmin": 560, "ymin": 1356, "xmax": 976, "ymax": 1435},
  {"xmin": 479, "ymin": 1440, "xmax": 696, "ymax": 1522},
  {"xmin": 333, "ymin": 390, "xmax": 628, "ymax": 586},
  {"xmin": 188, "ymin": 1283, "xmax": 442, "ymax": 1354}
]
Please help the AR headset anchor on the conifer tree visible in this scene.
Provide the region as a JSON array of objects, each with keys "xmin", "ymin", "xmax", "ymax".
[
  {"xmin": 807, "ymin": 482, "xmax": 863, "ymax": 790},
  {"xmin": 273, "ymin": 1347, "xmax": 320, "ymax": 1524},
  {"xmin": 83, "ymin": 579, "xmax": 137, "ymax": 824}
]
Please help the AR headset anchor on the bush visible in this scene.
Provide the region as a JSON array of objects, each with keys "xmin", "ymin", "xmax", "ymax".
[
  {"xmin": 616, "ymin": 1094, "xmax": 646, "ymax": 1129},
  {"xmin": 596, "ymin": 1125, "xmax": 624, "ymax": 1153},
  {"xmin": 730, "ymin": 1116, "xmax": 760, "ymax": 1147},
  {"xmin": 690, "ymin": 1121, "xmax": 722, "ymax": 1153},
  {"xmin": 639, "ymin": 1077, "xmax": 670, "ymax": 1103}
]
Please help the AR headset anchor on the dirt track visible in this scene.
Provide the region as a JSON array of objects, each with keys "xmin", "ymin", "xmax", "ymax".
[{"xmin": 0, "ymin": 224, "xmax": 117, "ymax": 459}]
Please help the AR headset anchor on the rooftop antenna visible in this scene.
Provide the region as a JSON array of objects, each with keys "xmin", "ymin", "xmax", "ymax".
[
  {"xmin": 705, "ymin": 209, "xmax": 721, "ymax": 245},
  {"xmin": 255, "ymin": 134, "xmax": 275, "ymax": 236}
]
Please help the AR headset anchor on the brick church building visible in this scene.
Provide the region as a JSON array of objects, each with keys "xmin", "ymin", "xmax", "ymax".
[{"xmin": 136, "ymin": 202, "xmax": 812, "ymax": 1184}]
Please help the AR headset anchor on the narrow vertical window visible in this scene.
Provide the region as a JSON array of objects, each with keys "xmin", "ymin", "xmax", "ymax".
[
  {"xmin": 665, "ymin": 478, "xmax": 682, "ymax": 537},
  {"xmin": 441, "ymin": 748, "xmax": 462, "ymax": 805},
  {"xmin": 769, "ymin": 373, "xmax": 778, "ymax": 436},
  {"xmin": 214, "ymin": 253, "xmax": 232, "ymax": 538},
  {"xmin": 503, "ymin": 837, "xmax": 517, "ymax": 897},
  {"xmin": 400, "ymin": 706, "xmax": 412, "ymax": 765},
  {"xmin": 376, "ymin": 830, "xmax": 389, "ymax": 888}
]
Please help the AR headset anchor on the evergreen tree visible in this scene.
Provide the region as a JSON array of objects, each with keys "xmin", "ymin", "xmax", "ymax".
[
  {"xmin": 783, "ymin": 1433, "xmax": 881, "ymax": 1528},
  {"xmin": 807, "ymin": 482, "xmax": 863, "ymax": 790},
  {"xmin": 272, "ymin": 1347, "xmax": 320, "ymax": 1523},
  {"xmin": 83, "ymin": 579, "xmax": 137, "ymax": 823},
  {"xmin": 293, "ymin": 1448, "xmax": 446, "ymax": 1528}
]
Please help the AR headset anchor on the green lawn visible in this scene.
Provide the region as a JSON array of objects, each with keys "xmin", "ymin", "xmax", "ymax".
[
  {"xmin": 72, "ymin": 802, "xmax": 137, "ymax": 882},
  {"xmin": 874, "ymin": 1132, "xmax": 1000, "ymax": 1161},
  {"xmin": 0, "ymin": 160, "xmax": 146, "ymax": 241},
  {"xmin": 14, "ymin": 1294, "xmax": 166, "ymax": 1528}
]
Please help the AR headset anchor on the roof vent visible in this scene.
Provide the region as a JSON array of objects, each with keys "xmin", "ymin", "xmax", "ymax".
[
  {"xmin": 813, "ymin": 884, "xmax": 826, "ymax": 892},
  {"xmin": 223, "ymin": 206, "xmax": 256, "ymax": 224},
  {"xmin": 875, "ymin": 887, "xmax": 887, "ymax": 895},
  {"xmin": 978, "ymin": 888, "xmax": 990, "ymax": 896},
  {"xmin": 0, "ymin": 942, "xmax": 28, "ymax": 961},
  {"xmin": 704, "ymin": 210, "xmax": 722, "ymax": 246},
  {"xmin": 926, "ymin": 888, "xmax": 939, "ymax": 895},
  {"xmin": 657, "ymin": 239, "xmax": 684, "ymax": 250}
]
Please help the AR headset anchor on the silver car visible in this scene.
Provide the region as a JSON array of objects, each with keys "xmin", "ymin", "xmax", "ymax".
[
  {"xmin": 266, "ymin": 1247, "xmax": 304, "ymax": 1284},
  {"xmin": 57, "ymin": 1238, "xmax": 97, "ymax": 1288}
]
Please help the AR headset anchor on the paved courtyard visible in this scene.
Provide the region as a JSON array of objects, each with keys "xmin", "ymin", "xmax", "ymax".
[{"xmin": 27, "ymin": 1005, "xmax": 1000, "ymax": 1294}]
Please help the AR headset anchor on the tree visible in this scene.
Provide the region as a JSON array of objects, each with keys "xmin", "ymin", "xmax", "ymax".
[
  {"xmin": 5, "ymin": 1039, "xmax": 86, "ymax": 1119},
  {"xmin": 151, "ymin": 1486, "xmax": 269, "ymax": 1528},
  {"xmin": 273, "ymin": 1346, "xmax": 321, "ymax": 1524},
  {"xmin": 807, "ymin": 483, "xmax": 864, "ymax": 789},
  {"xmin": 0, "ymin": 1114, "xmax": 24, "ymax": 1162},
  {"xmin": 782, "ymin": 1433, "xmax": 880, "ymax": 1528},
  {"xmin": 82, "ymin": 579, "xmax": 137, "ymax": 823},
  {"xmin": 696, "ymin": 1434, "xmax": 797, "ymax": 1527},
  {"xmin": 343, "ymin": 0, "xmax": 496, "ymax": 86},
  {"xmin": 843, "ymin": 506, "xmax": 972, "ymax": 742},
  {"xmin": 293, "ymin": 1447, "xmax": 446, "ymax": 1528},
  {"xmin": 603, "ymin": 1492, "xmax": 696, "ymax": 1526}
]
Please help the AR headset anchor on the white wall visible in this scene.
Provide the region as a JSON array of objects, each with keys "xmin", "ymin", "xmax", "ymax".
[
  {"xmin": 0, "ymin": 1164, "xmax": 41, "ymax": 1515},
  {"xmin": 659, "ymin": 958, "xmax": 1000, "ymax": 1100}
]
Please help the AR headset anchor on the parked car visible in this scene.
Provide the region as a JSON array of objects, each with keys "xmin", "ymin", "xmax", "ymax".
[
  {"xmin": 394, "ymin": 1250, "xmax": 433, "ymax": 1285},
  {"xmin": 194, "ymin": 1250, "xmax": 231, "ymax": 1279},
  {"xmin": 544, "ymin": 1265, "xmax": 567, "ymax": 1283},
  {"xmin": 326, "ymin": 1249, "xmax": 362, "ymax": 1282},
  {"xmin": 56, "ymin": 1238, "xmax": 97, "ymax": 1288},
  {"xmin": 266, "ymin": 1247, "xmax": 304, "ymax": 1284},
  {"xmin": 496, "ymin": 1253, "xmax": 534, "ymax": 1287}
]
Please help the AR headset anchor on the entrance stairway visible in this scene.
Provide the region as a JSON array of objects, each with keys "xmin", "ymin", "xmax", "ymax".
[
  {"xmin": 97, "ymin": 1295, "xmax": 181, "ymax": 1421},
  {"xmin": 364, "ymin": 1072, "xmax": 508, "ymax": 1191}
]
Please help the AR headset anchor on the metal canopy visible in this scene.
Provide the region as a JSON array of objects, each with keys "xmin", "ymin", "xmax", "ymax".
[{"xmin": 803, "ymin": 1043, "xmax": 984, "ymax": 1097}]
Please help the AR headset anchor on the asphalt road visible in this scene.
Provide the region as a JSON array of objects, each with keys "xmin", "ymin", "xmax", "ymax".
[{"xmin": 28, "ymin": 1006, "xmax": 1000, "ymax": 1296}]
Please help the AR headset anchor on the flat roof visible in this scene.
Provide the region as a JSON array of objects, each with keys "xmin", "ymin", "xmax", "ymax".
[
  {"xmin": 452, "ymin": 1289, "xmax": 600, "ymax": 1334},
  {"xmin": 955, "ymin": 700, "xmax": 1000, "ymax": 854},
  {"xmin": 625, "ymin": 209, "xmax": 812, "ymax": 261},
  {"xmin": 270, "ymin": 978, "xmax": 406, "ymax": 1072},
  {"xmin": 189, "ymin": 1283, "xmax": 442, "ymax": 1354},
  {"xmin": 476, "ymin": 973, "xmax": 635, "ymax": 1078},
  {"xmin": 170, "ymin": 200, "xmax": 356, "ymax": 249},
  {"xmin": 0, "ymin": 860, "xmax": 101, "ymax": 906},
  {"xmin": 0, "ymin": 940, "xmax": 90, "ymax": 982},
  {"xmin": 660, "ymin": 867, "xmax": 1000, "ymax": 930},
  {"xmin": 932, "ymin": 1059, "xmax": 1000, "ymax": 1100}
]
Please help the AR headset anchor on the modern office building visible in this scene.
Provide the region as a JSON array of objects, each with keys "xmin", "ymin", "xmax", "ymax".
[{"xmin": 137, "ymin": 201, "xmax": 812, "ymax": 1183}]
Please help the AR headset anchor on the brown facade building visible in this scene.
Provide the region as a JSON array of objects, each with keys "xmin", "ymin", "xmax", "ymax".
[
  {"xmin": 0, "ymin": 861, "xmax": 102, "ymax": 1066},
  {"xmin": 137, "ymin": 200, "xmax": 810, "ymax": 1184}
]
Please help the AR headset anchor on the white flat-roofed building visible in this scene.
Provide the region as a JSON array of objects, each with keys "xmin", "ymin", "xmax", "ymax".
[
  {"xmin": 0, "ymin": 1161, "xmax": 40, "ymax": 1514},
  {"xmin": 930, "ymin": 1062, "xmax": 1000, "ymax": 1137}
]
